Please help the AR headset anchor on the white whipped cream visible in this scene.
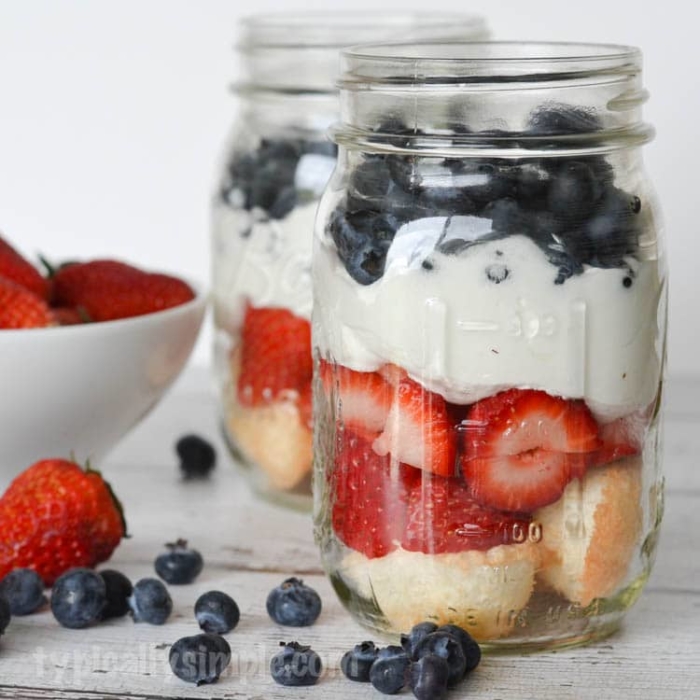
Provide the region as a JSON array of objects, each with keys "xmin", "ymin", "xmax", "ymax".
[
  {"xmin": 212, "ymin": 200, "xmax": 318, "ymax": 330},
  {"xmin": 313, "ymin": 225, "xmax": 664, "ymax": 421}
]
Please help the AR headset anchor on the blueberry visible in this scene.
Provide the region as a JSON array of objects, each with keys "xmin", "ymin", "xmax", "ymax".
[
  {"xmin": 270, "ymin": 641, "xmax": 322, "ymax": 687},
  {"xmin": 155, "ymin": 539, "xmax": 203, "ymax": 585},
  {"xmin": 0, "ymin": 568, "xmax": 46, "ymax": 615},
  {"xmin": 328, "ymin": 209, "xmax": 397, "ymax": 285},
  {"xmin": 484, "ymin": 197, "xmax": 531, "ymax": 236},
  {"xmin": 401, "ymin": 621, "xmax": 439, "ymax": 657},
  {"xmin": 347, "ymin": 158, "xmax": 393, "ymax": 203},
  {"xmin": 387, "ymin": 155, "xmax": 423, "ymax": 193},
  {"xmin": 268, "ymin": 185, "xmax": 297, "ymax": 220},
  {"xmin": 195, "ymin": 591, "xmax": 240, "ymax": 634},
  {"xmin": 176, "ymin": 434, "xmax": 216, "ymax": 479},
  {"xmin": 547, "ymin": 160, "xmax": 604, "ymax": 224},
  {"xmin": 577, "ymin": 187, "xmax": 642, "ymax": 266},
  {"xmin": 99, "ymin": 569, "xmax": 133, "ymax": 619},
  {"xmin": 129, "ymin": 578, "xmax": 172, "ymax": 625},
  {"xmin": 266, "ymin": 577, "xmax": 321, "ymax": 627},
  {"xmin": 413, "ymin": 631, "xmax": 467, "ymax": 687},
  {"xmin": 455, "ymin": 161, "xmax": 513, "ymax": 208},
  {"xmin": 418, "ymin": 186, "xmax": 476, "ymax": 216},
  {"xmin": 0, "ymin": 596, "xmax": 10, "ymax": 635},
  {"xmin": 409, "ymin": 654, "xmax": 450, "ymax": 700},
  {"xmin": 436, "ymin": 624, "xmax": 481, "ymax": 673},
  {"xmin": 527, "ymin": 104, "xmax": 602, "ymax": 136},
  {"xmin": 50, "ymin": 568, "xmax": 106, "ymax": 629},
  {"xmin": 340, "ymin": 641, "xmax": 380, "ymax": 682},
  {"xmin": 169, "ymin": 633, "xmax": 231, "ymax": 685},
  {"xmin": 369, "ymin": 647, "xmax": 410, "ymax": 694}
]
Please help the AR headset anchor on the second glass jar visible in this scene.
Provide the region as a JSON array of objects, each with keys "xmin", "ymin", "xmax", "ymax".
[{"xmin": 211, "ymin": 13, "xmax": 489, "ymax": 508}]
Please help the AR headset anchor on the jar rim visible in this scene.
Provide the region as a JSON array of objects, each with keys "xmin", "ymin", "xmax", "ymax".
[
  {"xmin": 342, "ymin": 40, "xmax": 640, "ymax": 64},
  {"xmin": 237, "ymin": 12, "xmax": 489, "ymax": 50},
  {"xmin": 339, "ymin": 41, "xmax": 642, "ymax": 87}
]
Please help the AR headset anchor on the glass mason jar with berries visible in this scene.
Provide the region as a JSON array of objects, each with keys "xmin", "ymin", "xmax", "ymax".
[
  {"xmin": 313, "ymin": 42, "xmax": 666, "ymax": 649},
  {"xmin": 211, "ymin": 14, "xmax": 489, "ymax": 508}
]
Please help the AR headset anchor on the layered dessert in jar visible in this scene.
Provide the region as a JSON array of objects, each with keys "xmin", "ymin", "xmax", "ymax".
[
  {"xmin": 312, "ymin": 54, "xmax": 666, "ymax": 648},
  {"xmin": 213, "ymin": 136, "xmax": 336, "ymax": 497}
]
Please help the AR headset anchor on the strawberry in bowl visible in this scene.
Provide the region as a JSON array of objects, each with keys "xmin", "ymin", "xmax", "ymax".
[{"xmin": 0, "ymin": 233, "xmax": 205, "ymax": 479}]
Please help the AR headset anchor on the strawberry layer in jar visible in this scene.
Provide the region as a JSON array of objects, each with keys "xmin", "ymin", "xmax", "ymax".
[
  {"xmin": 312, "ymin": 42, "xmax": 666, "ymax": 649},
  {"xmin": 211, "ymin": 14, "xmax": 489, "ymax": 508}
]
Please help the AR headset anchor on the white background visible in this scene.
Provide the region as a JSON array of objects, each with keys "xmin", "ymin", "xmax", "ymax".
[{"xmin": 0, "ymin": 0, "xmax": 696, "ymax": 375}]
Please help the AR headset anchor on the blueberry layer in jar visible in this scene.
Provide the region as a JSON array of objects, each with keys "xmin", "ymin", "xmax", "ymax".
[
  {"xmin": 210, "ymin": 13, "xmax": 489, "ymax": 508},
  {"xmin": 312, "ymin": 42, "xmax": 666, "ymax": 649}
]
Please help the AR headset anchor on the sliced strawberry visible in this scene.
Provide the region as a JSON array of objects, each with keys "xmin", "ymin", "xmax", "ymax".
[
  {"xmin": 462, "ymin": 450, "xmax": 587, "ymax": 513},
  {"xmin": 373, "ymin": 377, "xmax": 458, "ymax": 477},
  {"xmin": 319, "ymin": 361, "xmax": 393, "ymax": 438},
  {"xmin": 237, "ymin": 304, "xmax": 312, "ymax": 407},
  {"xmin": 402, "ymin": 474, "xmax": 532, "ymax": 554},
  {"xmin": 464, "ymin": 389, "xmax": 600, "ymax": 458},
  {"xmin": 459, "ymin": 389, "xmax": 600, "ymax": 512},
  {"xmin": 331, "ymin": 430, "xmax": 420, "ymax": 559},
  {"xmin": 586, "ymin": 413, "xmax": 644, "ymax": 468}
]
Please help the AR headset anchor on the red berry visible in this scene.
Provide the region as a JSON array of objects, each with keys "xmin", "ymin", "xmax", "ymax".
[
  {"xmin": 586, "ymin": 413, "xmax": 644, "ymax": 468},
  {"xmin": 0, "ymin": 235, "xmax": 50, "ymax": 300},
  {"xmin": 319, "ymin": 362, "xmax": 393, "ymax": 438},
  {"xmin": 0, "ymin": 459, "xmax": 126, "ymax": 585},
  {"xmin": 373, "ymin": 377, "xmax": 458, "ymax": 477},
  {"xmin": 237, "ymin": 305, "xmax": 312, "ymax": 407},
  {"xmin": 460, "ymin": 389, "xmax": 600, "ymax": 512},
  {"xmin": 52, "ymin": 259, "xmax": 194, "ymax": 322},
  {"xmin": 331, "ymin": 430, "xmax": 420, "ymax": 559},
  {"xmin": 402, "ymin": 474, "xmax": 532, "ymax": 554},
  {"xmin": 0, "ymin": 277, "xmax": 55, "ymax": 329}
]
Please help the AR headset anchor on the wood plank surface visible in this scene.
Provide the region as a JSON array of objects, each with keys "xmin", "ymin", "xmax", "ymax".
[{"xmin": 0, "ymin": 369, "xmax": 697, "ymax": 699}]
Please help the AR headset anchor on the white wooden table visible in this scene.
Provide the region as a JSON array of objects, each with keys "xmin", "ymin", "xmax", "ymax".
[{"xmin": 0, "ymin": 366, "xmax": 698, "ymax": 699}]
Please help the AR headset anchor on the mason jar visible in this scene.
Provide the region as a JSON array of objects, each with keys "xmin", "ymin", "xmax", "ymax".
[
  {"xmin": 211, "ymin": 13, "xmax": 489, "ymax": 509},
  {"xmin": 313, "ymin": 42, "xmax": 666, "ymax": 650}
]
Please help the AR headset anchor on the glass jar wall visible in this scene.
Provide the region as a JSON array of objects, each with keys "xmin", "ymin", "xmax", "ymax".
[
  {"xmin": 312, "ymin": 42, "xmax": 666, "ymax": 649},
  {"xmin": 211, "ymin": 14, "xmax": 489, "ymax": 509}
]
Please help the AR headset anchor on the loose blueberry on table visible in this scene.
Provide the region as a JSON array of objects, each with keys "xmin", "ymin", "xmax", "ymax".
[
  {"xmin": 51, "ymin": 568, "xmax": 106, "ymax": 629},
  {"xmin": 270, "ymin": 641, "xmax": 323, "ymax": 687},
  {"xmin": 340, "ymin": 641, "xmax": 380, "ymax": 683},
  {"xmin": 369, "ymin": 646, "xmax": 412, "ymax": 695},
  {"xmin": 154, "ymin": 539, "xmax": 203, "ymax": 585},
  {"xmin": 99, "ymin": 569, "xmax": 133, "ymax": 620},
  {"xmin": 128, "ymin": 578, "xmax": 172, "ymax": 625},
  {"xmin": 169, "ymin": 633, "xmax": 232, "ymax": 686},
  {"xmin": 266, "ymin": 577, "xmax": 322, "ymax": 627},
  {"xmin": 176, "ymin": 434, "xmax": 217, "ymax": 479},
  {"xmin": 194, "ymin": 590, "xmax": 240, "ymax": 635},
  {"xmin": 409, "ymin": 655, "xmax": 450, "ymax": 700},
  {"xmin": 0, "ymin": 568, "xmax": 46, "ymax": 616}
]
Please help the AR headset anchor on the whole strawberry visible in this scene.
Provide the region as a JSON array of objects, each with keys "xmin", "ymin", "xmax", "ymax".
[
  {"xmin": 0, "ymin": 459, "xmax": 126, "ymax": 586},
  {"xmin": 0, "ymin": 234, "xmax": 50, "ymax": 300},
  {"xmin": 51, "ymin": 259, "xmax": 195, "ymax": 322},
  {"xmin": 0, "ymin": 276, "xmax": 56, "ymax": 329}
]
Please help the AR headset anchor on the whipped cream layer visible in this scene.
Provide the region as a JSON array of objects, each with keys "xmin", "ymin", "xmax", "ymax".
[
  {"xmin": 313, "ymin": 224, "xmax": 664, "ymax": 421},
  {"xmin": 212, "ymin": 201, "xmax": 318, "ymax": 330}
]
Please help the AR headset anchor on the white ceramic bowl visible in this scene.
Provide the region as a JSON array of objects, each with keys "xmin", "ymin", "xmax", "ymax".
[{"xmin": 0, "ymin": 287, "xmax": 207, "ymax": 482}]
